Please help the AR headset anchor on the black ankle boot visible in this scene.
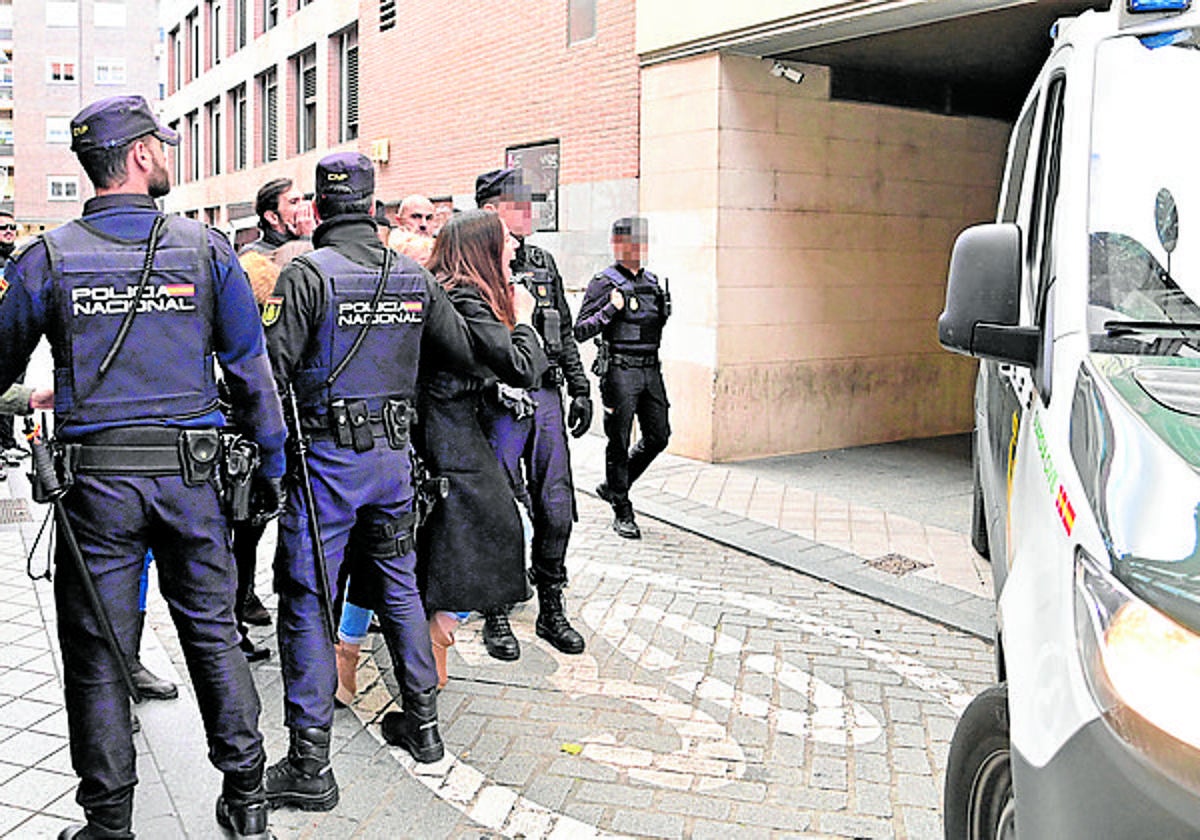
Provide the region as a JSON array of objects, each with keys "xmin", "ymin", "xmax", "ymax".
[
  {"xmin": 131, "ymin": 613, "xmax": 178, "ymax": 701},
  {"xmin": 58, "ymin": 798, "xmax": 134, "ymax": 839},
  {"xmin": 264, "ymin": 726, "xmax": 338, "ymax": 812},
  {"xmin": 535, "ymin": 583, "xmax": 585, "ymax": 654},
  {"xmin": 381, "ymin": 688, "xmax": 444, "ymax": 763},
  {"xmin": 216, "ymin": 759, "xmax": 270, "ymax": 839},
  {"xmin": 481, "ymin": 608, "xmax": 520, "ymax": 661}
]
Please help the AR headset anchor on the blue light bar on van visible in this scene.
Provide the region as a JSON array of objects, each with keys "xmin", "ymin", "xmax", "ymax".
[{"xmin": 1127, "ymin": 0, "xmax": 1190, "ymax": 12}]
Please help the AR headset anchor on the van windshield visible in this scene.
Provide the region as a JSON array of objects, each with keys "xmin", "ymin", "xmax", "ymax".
[{"xmin": 1088, "ymin": 30, "xmax": 1200, "ymax": 356}]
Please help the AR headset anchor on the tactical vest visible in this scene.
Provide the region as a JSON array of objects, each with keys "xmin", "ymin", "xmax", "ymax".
[
  {"xmin": 293, "ymin": 247, "xmax": 426, "ymax": 422},
  {"xmin": 44, "ymin": 215, "xmax": 220, "ymax": 427},
  {"xmin": 602, "ymin": 266, "xmax": 664, "ymax": 354},
  {"xmin": 512, "ymin": 246, "xmax": 562, "ymax": 357}
]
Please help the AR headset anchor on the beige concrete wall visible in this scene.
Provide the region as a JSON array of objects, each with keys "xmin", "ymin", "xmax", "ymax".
[{"xmin": 642, "ymin": 52, "xmax": 1006, "ymax": 462}]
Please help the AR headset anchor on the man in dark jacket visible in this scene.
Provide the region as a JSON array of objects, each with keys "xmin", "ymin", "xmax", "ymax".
[
  {"xmin": 0, "ymin": 94, "xmax": 286, "ymax": 840},
  {"xmin": 239, "ymin": 177, "xmax": 309, "ymax": 257},
  {"xmin": 574, "ymin": 216, "xmax": 671, "ymax": 539},
  {"xmin": 263, "ymin": 153, "xmax": 476, "ymax": 811},
  {"xmin": 476, "ymin": 168, "xmax": 590, "ymax": 660}
]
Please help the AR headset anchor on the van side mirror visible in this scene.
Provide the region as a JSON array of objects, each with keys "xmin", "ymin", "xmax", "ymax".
[{"xmin": 938, "ymin": 223, "xmax": 1039, "ymax": 366}]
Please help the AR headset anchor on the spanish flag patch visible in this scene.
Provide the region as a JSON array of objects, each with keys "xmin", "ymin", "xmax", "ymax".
[
  {"xmin": 0, "ymin": 276, "xmax": 7, "ymax": 303},
  {"xmin": 261, "ymin": 296, "xmax": 283, "ymax": 327}
]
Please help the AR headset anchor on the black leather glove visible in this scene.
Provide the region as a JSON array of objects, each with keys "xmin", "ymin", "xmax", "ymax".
[
  {"xmin": 567, "ymin": 395, "xmax": 593, "ymax": 438},
  {"xmin": 249, "ymin": 474, "xmax": 285, "ymax": 526}
]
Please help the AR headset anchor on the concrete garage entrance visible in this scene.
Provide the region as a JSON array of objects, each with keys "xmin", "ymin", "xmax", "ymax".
[{"xmin": 637, "ymin": 1, "xmax": 1101, "ymax": 462}]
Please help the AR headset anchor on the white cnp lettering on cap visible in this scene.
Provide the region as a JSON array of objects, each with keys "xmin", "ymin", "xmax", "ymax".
[{"xmin": 325, "ymin": 172, "xmax": 350, "ymax": 181}]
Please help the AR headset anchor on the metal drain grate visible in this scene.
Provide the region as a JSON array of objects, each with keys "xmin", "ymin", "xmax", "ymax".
[
  {"xmin": 865, "ymin": 552, "xmax": 931, "ymax": 576},
  {"xmin": 0, "ymin": 498, "xmax": 35, "ymax": 524}
]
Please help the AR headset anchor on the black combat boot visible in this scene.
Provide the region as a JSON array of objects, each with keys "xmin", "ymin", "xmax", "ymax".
[
  {"xmin": 481, "ymin": 608, "xmax": 520, "ymax": 661},
  {"xmin": 263, "ymin": 726, "xmax": 338, "ymax": 812},
  {"xmin": 381, "ymin": 688, "xmax": 444, "ymax": 763},
  {"xmin": 58, "ymin": 797, "xmax": 134, "ymax": 839},
  {"xmin": 216, "ymin": 759, "xmax": 271, "ymax": 839},
  {"xmin": 130, "ymin": 612, "xmax": 178, "ymax": 701},
  {"xmin": 535, "ymin": 583, "xmax": 585, "ymax": 654}
]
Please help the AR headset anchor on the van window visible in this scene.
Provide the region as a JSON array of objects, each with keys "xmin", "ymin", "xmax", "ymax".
[
  {"xmin": 1000, "ymin": 96, "xmax": 1038, "ymax": 224},
  {"xmin": 1029, "ymin": 74, "xmax": 1066, "ymax": 320}
]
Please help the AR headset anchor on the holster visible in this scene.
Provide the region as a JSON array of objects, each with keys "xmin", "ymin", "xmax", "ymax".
[
  {"xmin": 359, "ymin": 512, "xmax": 419, "ymax": 559},
  {"xmin": 220, "ymin": 433, "xmax": 259, "ymax": 522},
  {"xmin": 382, "ymin": 398, "xmax": 415, "ymax": 450},
  {"xmin": 330, "ymin": 398, "xmax": 374, "ymax": 452},
  {"xmin": 536, "ymin": 308, "xmax": 562, "ymax": 355}
]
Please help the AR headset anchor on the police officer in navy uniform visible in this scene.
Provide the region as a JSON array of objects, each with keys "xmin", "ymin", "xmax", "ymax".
[
  {"xmin": 0, "ymin": 95, "xmax": 287, "ymax": 840},
  {"xmin": 475, "ymin": 168, "xmax": 590, "ymax": 659},
  {"xmin": 574, "ymin": 216, "xmax": 671, "ymax": 539},
  {"xmin": 263, "ymin": 152, "xmax": 475, "ymax": 810}
]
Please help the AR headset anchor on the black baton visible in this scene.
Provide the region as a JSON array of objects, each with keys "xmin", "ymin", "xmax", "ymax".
[
  {"xmin": 283, "ymin": 385, "xmax": 338, "ymax": 644},
  {"xmin": 25, "ymin": 417, "xmax": 143, "ymax": 704}
]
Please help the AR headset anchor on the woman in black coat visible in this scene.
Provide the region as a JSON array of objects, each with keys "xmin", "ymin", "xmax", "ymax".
[{"xmin": 416, "ymin": 210, "xmax": 547, "ymax": 615}]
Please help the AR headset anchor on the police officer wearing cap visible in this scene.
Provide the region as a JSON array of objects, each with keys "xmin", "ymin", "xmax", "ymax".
[
  {"xmin": 574, "ymin": 216, "xmax": 671, "ymax": 539},
  {"xmin": 475, "ymin": 168, "xmax": 590, "ymax": 660},
  {"xmin": 263, "ymin": 152, "xmax": 475, "ymax": 809},
  {"xmin": 0, "ymin": 95, "xmax": 287, "ymax": 840}
]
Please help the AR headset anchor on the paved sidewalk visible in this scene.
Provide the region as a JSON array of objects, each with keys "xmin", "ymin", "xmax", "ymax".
[{"xmin": 0, "ymin": 429, "xmax": 995, "ymax": 838}]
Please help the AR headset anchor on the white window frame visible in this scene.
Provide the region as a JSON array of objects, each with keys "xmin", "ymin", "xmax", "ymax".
[
  {"xmin": 296, "ymin": 47, "xmax": 317, "ymax": 154},
  {"xmin": 231, "ymin": 83, "xmax": 248, "ymax": 170},
  {"xmin": 207, "ymin": 99, "xmax": 222, "ymax": 176},
  {"xmin": 95, "ymin": 58, "xmax": 126, "ymax": 86},
  {"xmin": 46, "ymin": 1, "xmax": 78, "ymax": 27},
  {"xmin": 338, "ymin": 30, "xmax": 358, "ymax": 143},
  {"xmin": 46, "ymin": 116, "xmax": 71, "ymax": 144},
  {"xmin": 47, "ymin": 58, "xmax": 78, "ymax": 83},
  {"xmin": 209, "ymin": 0, "xmax": 223, "ymax": 66},
  {"xmin": 48, "ymin": 176, "xmax": 79, "ymax": 201},
  {"xmin": 94, "ymin": 0, "xmax": 127, "ymax": 28}
]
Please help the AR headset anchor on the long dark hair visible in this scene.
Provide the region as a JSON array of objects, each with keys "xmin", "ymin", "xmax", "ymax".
[{"xmin": 427, "ymin": 209, "xmax": 514, "ymax": 328}]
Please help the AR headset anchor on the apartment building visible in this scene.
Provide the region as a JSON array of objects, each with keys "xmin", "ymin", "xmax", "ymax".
[{"xmin": 7, "ymin": 0, "xmax": 159, "ymax": 233}]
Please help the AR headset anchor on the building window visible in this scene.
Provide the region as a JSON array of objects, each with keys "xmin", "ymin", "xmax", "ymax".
[
  {"xmin": 208, "ymin": 1, "xmax": 223, "ymax": 67},
  {"xmin": 187, "ymin": 111, "xmax": 200, "ymax": 182},
  {"xmin": 95, "ymin": 59, "xmax": 126, "ymax": 85},
  {"xmin": 568, "ymin": 0, "xmax": 595, "ymax": 44},
  {"xmin": 259, "ymin": 67, "xmax": 278, "ymax": 163},
  {"xmin": 264, "ymin": 0, "xmax": 278, "ymax": 31},
  {"xmin": 48, "ymin": 176, "xmax": 79, "ymax": 201},
  {"xmin": 169, "ymin": 27, "xmax": 182, "ymax": 93},
  {"xmin": 379, "ymin": 0, "xmax": 395, "ymax": 32},
  {"xmin": 94, "ymin": 0, "xmax": 126, "ymax": 27},
  {"xmin": 232, "ymin": 0, "xmax": 247, "ymax": 50},
  {"xmin": 46, "ymin": 1, "xmax": 78, "ymax": 27},
  {"xmin": 505, "ymin": 140, "xmax": 560, "ymax": 233},
  {"xmin": 188, "ymin": 9, "xmax": 200, "ymax": 81},
  {"xmin": 206, "ymin": 99, "xmax": 222, "ymax": 176},
  {"xmin": 170, "ymin": 120, "xmax": 182, "ymax": 183},
  {"xmin": 47, "ymin": 59, "xmax": 77, "ymax": 83},
  {"xmin": 230, "ymin": 83, "xmax": 247, "ymax": 170},
  {"xmin": 295, "ymin": 47, "xmax": 317, "ymax": 154},
  {"xmin": 46, "ymin": 117, "xmax": 71, "ymax": 144},
  {"xmin": 337, "ymin": 29, "xmax": 358, "ymax": 143}
]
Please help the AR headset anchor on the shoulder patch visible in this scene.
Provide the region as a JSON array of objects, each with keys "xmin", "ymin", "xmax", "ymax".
[
  {"xmin": 0, "ymin": 275, "xmax": 7, "ymax": 304},
  {"xmin": 261, "ymin": 296, "xmax": 283, "ymax": 327}
]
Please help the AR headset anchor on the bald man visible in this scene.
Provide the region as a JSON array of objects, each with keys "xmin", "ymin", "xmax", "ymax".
[{"xmin": 397, "ymin": 194, "xmax": 435, "ymax": 237}]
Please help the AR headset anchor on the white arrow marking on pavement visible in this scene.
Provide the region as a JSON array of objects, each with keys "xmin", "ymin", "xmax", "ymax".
[{"xmin": 353, "ymin": 555, "xmax": 973, "ymax": 838}]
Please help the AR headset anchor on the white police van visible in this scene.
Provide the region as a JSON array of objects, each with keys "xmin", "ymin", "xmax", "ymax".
[{"xmin": 938, "ymin": 2, "xmax": 1200, "ymax": 837}]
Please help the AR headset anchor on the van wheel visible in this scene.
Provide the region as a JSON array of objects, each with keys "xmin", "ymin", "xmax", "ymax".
[
  {"xmin": 970, "ymin": 454, "xmax": 991, "ymax": 559},
  {"xmin": 944, "ymin": 685, "xmax": 1014, "ymax": 840}
]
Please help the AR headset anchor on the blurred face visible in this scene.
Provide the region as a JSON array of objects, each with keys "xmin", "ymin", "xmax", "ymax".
[
  {"xmin": 492, "ymin": 198, "xmax": 534, "ymax": 239},
  {"xmin": 272, "ymin": 186, "xmax": 308, "ymax": 236},
  {"xmin": 144, "ymin": 136, "xmax": 172, "ymax": 199},
  {"xmin": 501, "ymin": 219, "xmax": 518, "ymax": 279},
  {"xmin": 401, "ymin": 197, "xmax": 435, "ymax": 235},
  {"xmin": 431, "ymin": 204, "xmax": 453, "ymax": 237}
]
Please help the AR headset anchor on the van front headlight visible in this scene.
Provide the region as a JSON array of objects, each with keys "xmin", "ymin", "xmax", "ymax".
[{"xmin": 1075, "ymin": 546, "xmax": 1200, "ymax": 791}]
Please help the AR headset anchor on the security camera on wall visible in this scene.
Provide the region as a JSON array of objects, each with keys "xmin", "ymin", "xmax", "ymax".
[{"xmin": 769, "ymin": 60, "xmax": 805, "ymax": 85}]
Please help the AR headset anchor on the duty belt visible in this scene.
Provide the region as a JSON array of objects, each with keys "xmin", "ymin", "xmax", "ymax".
[
  {"xmin": 66, "ymin": 426, "xmax": 193, "ymax": 475},
  {"xmin": 609, "ymin": 352, "xmax": 660, "ymax": 369}
]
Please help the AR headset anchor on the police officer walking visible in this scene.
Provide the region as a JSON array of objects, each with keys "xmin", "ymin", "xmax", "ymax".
[
  {"xmin": 475, "ymin": 168, "xmax": 589, "ymax": 659},
  {"xmin": 574, "ymin": 216, "xmax": 671, "ymax": 539},
  {"xmin": 0, "ymin": 95, "xmax": 287, "ymax": 840},
  {"xmin": 263, "ymin": 153, "xmax": 475, "ymax": 810}
]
